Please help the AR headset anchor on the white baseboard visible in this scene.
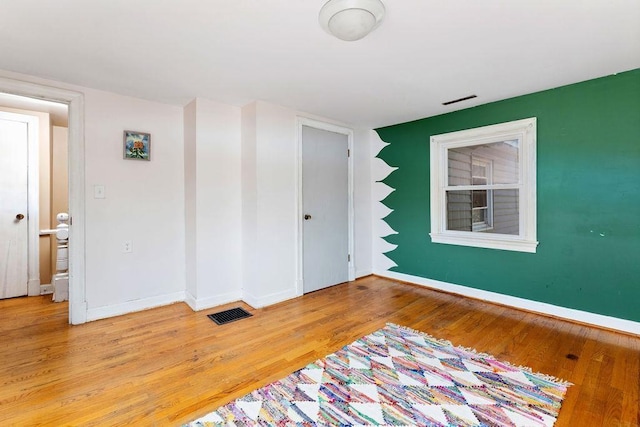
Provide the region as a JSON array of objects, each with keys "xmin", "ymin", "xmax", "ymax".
[
  {"xmin": 355, "ymin": 268, "xmax": 373, "ymax": 279},
  {"xmin": 86, "ymin": 291, "xmax": 186, "ymax": 322},
  {"xmin": 83, "ymin": 286, "xmax": 293, "ymax": 322},
  {"xmin": 184, "ymin": 290, "xmax": 243, "ymax": 311},
  {"xmin": 40, "ymin": 284, "xmax": 54, "ymax": 295},
  {"xmin": 70, "ymin": 300, "xmax": 87, "ymax": 325},
  {"xmin": 349, "ymin": 266, "xmax": 356, "ymax": 281},
  {"xmin": 375, "ymin": 270, "xmax": 640, "ymax": 336},
  {"xmin": 185, "ymin": 291, "xmax": 197, "ymax": 311},
  {"xmin": 243, "ymin": 287, "xmax": 298, "ymax": 308},
  {"xmin": 28, "ymin": 278, "xmax": 41, "ymax": 296}
]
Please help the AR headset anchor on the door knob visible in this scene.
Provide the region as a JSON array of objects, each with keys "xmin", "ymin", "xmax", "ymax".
[
  {"xmin": 304, "ymin": 214, "xmax": 312, "ymax": 220},
  {"xmin": 15, "ymin": 213, "xmax": 25, "ymax": 221}
]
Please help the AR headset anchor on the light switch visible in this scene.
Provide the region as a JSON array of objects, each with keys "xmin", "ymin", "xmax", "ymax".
[{"xmin": 94, "ymin": 185, "xmax": 105, "ymax": 199}]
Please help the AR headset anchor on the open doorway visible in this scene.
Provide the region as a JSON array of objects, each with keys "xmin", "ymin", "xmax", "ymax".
[
  {"xmin": 0, "ymin": 93, "xmax": 69, "ymax": 303},
  {"xmin": 0, "ymin": 76, "xmax": 86, "ymax": 324}
]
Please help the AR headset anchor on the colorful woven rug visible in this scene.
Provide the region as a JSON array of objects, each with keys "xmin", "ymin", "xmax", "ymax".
[{"xmin": 186, "ymin": 323, "xmax": 571, "ymax": 426}]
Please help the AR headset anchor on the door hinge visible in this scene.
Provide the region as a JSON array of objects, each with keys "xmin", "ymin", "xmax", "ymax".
[
  {"xmin": 348, "ymin": 254, "xmax": 351, "ymax": 262},
  {"xmin": 347, "ymin": 149, "xmax": 350, "ymax": 157}
]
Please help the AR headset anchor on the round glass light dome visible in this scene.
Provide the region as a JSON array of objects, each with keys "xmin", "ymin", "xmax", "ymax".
[{"xmin": 319, "ymin": 0, "xmax": 385, "ymax": 42}]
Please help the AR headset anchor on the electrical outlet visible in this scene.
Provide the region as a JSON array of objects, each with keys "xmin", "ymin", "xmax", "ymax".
[
  {"xmin": 94, "ymin": 185, "xmax": 105, "ymax": 199},
  {"xmin": 123, "ymin": 240, "xmax": 133, "ymax": 253}
]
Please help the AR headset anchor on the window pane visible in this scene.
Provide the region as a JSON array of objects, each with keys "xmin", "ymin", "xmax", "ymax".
[
  {"xmin": 472, "ymin": 208, "xmax": 487, "ymax": 224},
  {"xmin": 491, "ymin": 189, "xmax": 519, "ymax": 235},
  {"xmin": 448, "ymin": 149, "xmax": 472, "ymax": 186},
  {"xmin": 447, "ymin": 189, "xmax": 519, "ymax": 235},
  {"xmin": 472, "ymin": 190, "xmax": 487, "ymax": 208},
  {"xmin": 472, "ymin": 163, "xmax": 487, "ymax": 177},
  {"xmin": 446, "ymin": 190, "xmax": 472, "ymax": 231},
  {"xmin": 448, "ymin": 140, "xmax": 519, "ymax": 185}
]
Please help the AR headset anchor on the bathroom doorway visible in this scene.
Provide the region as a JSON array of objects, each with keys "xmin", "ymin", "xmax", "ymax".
[
  {"xmin": 0, "ymin": 93, "xmax": 69, "ymax": 302},
  {"xmin": 0, "ymin": 89, "xmax": 77, "ymax": 323}
]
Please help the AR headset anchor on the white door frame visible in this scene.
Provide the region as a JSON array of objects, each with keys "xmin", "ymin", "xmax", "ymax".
[
  {"xmin": 296, "ymin": 117, "xmax": 355, "ymax": 296},
  {"xmin": 0, "ymin": 111, "xmax": 40, "ymax": 296},
  {"xmin": 0, "ymin": 76, "xmax": 87, "ymax": 324}
]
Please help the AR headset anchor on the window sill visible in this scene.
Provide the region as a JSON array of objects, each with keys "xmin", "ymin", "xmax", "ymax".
[
  {"xmin": 430, "ymin": 232, "xmax": 538, "ymax": 253},
  {"xmin": 472, "ymin": 224, "xmax": 493, "ymax": 232}
]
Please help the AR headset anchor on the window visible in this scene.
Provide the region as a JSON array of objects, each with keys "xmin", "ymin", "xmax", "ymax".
[
  {"xmin": 430, "ymin": 118, "xmax": 537, "ymax": 253},
  {"xmin": 471, "ymin": 158, "xmax": 492, "ymax": 231}
]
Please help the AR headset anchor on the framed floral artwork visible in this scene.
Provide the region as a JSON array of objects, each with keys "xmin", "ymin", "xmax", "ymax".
[{"xmin": 123, "ymin": 130, "xmax": 151, "ymax": 160}]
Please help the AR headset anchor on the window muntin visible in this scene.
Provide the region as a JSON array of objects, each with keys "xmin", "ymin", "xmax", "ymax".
[
  {"xmin": 471, "ymin": 189, "xmax": 491, "ymax": 231},
  {"xmin": 430, "ymin": 118, "xmax": 537, "ymax": 252},
  {"xmin": 471, "ymin": 158, "xmax": 492, "ymax": 231}
]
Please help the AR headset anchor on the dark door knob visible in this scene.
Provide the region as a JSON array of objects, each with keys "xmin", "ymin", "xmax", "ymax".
[
  {"xmin": 304, "ymin": 214, "xmax": 312, "ymax": 220},
  {"xmin": 15, "ymin": 213, "xmax": 25, "ymax": 221}
]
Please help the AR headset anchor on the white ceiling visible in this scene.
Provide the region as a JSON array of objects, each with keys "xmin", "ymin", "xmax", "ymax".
[{"xmin": 1, "ymin": 0, "xmax": 638, "ymax": 129}]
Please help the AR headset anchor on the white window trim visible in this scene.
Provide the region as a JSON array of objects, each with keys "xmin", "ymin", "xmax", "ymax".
[{"xmin": 430, "ymin": 117, "xmax": 538, "ymax": 253}]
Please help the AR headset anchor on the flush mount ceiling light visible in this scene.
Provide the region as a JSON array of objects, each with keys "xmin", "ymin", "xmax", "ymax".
[{"xmin": 319, "ymin": 0, "xmax": 386, "ymax": 42}]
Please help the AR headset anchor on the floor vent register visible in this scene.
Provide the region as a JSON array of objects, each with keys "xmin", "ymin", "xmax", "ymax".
[{"xmin": 207, "ymin": 307, "xmax": 253, "ymax": 325}]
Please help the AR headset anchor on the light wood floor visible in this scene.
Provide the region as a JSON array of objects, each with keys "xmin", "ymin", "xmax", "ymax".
[{"xmin": 1, "ymin": 276, "xmax": 638, "ymax": 426}]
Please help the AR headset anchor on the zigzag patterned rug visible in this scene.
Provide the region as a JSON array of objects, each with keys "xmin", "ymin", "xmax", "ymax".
[{"xmin": 186, "ymin": 323, "xmax": 571, "ymax": 426}]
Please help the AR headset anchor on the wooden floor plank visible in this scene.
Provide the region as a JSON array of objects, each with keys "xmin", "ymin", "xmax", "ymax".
[{"xmin": 0, "ymin": 276, "xmax": 638, "ymax": 426}]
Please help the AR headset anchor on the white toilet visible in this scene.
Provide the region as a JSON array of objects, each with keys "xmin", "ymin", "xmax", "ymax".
[{"xmin": 52, "ymin": 213, "xmax": 69, "ymax": 302}]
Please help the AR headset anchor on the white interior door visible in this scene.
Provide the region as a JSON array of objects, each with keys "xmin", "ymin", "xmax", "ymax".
[
  {"xmin": 302, "ymin": 125, "xmax": 349, "ymax": 293},
  {"xmin": 0, "ymin": 116, "xmax": 29, "ymax": 298}
]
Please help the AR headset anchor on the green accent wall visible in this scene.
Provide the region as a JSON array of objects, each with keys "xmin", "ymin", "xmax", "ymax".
[{"xmin": 375, "ymin": 69, "xmax": 640, "ymax": 322}]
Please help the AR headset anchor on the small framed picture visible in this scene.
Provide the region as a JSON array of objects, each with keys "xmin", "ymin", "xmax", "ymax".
[{"xmin": 123, "ymin": 130, "xmax": 151, "ymax": 161}]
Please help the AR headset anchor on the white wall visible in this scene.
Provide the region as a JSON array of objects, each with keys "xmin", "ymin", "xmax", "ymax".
[
  {"xmin": 242, "ymin": 101, "xmax": 299, "ymax": 307},
  {"xmin": 371, "ymin": 131, "xmax": 399, "ymax": 273},
  {"xmin": 184, "ymin": 101, "xmax": 197, "ymax": 301},
  {"xmin": 353, "ymin": 128, "xmax": 373, "ymax": 277},
  {"xmin": 242, "ymin": 101, "xmax": 373, "ymax": 307},
  {"xmin": 0, "ymin": 69, "xmax": 373, "ymax": 322},
  {"xmin": 184, "ymin": 98, "xmax": 242, "ymax": 310},
  {"xmin": 82, "ymin": 87, "xmax": 185, "ymax": 318},
  {"xmin": 241, "ymin": 102, "xmax": 258, "ymax": 299},
  {"xmin": 0, "ymin": 69, "xmax": 187, "ymax": 321}
]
